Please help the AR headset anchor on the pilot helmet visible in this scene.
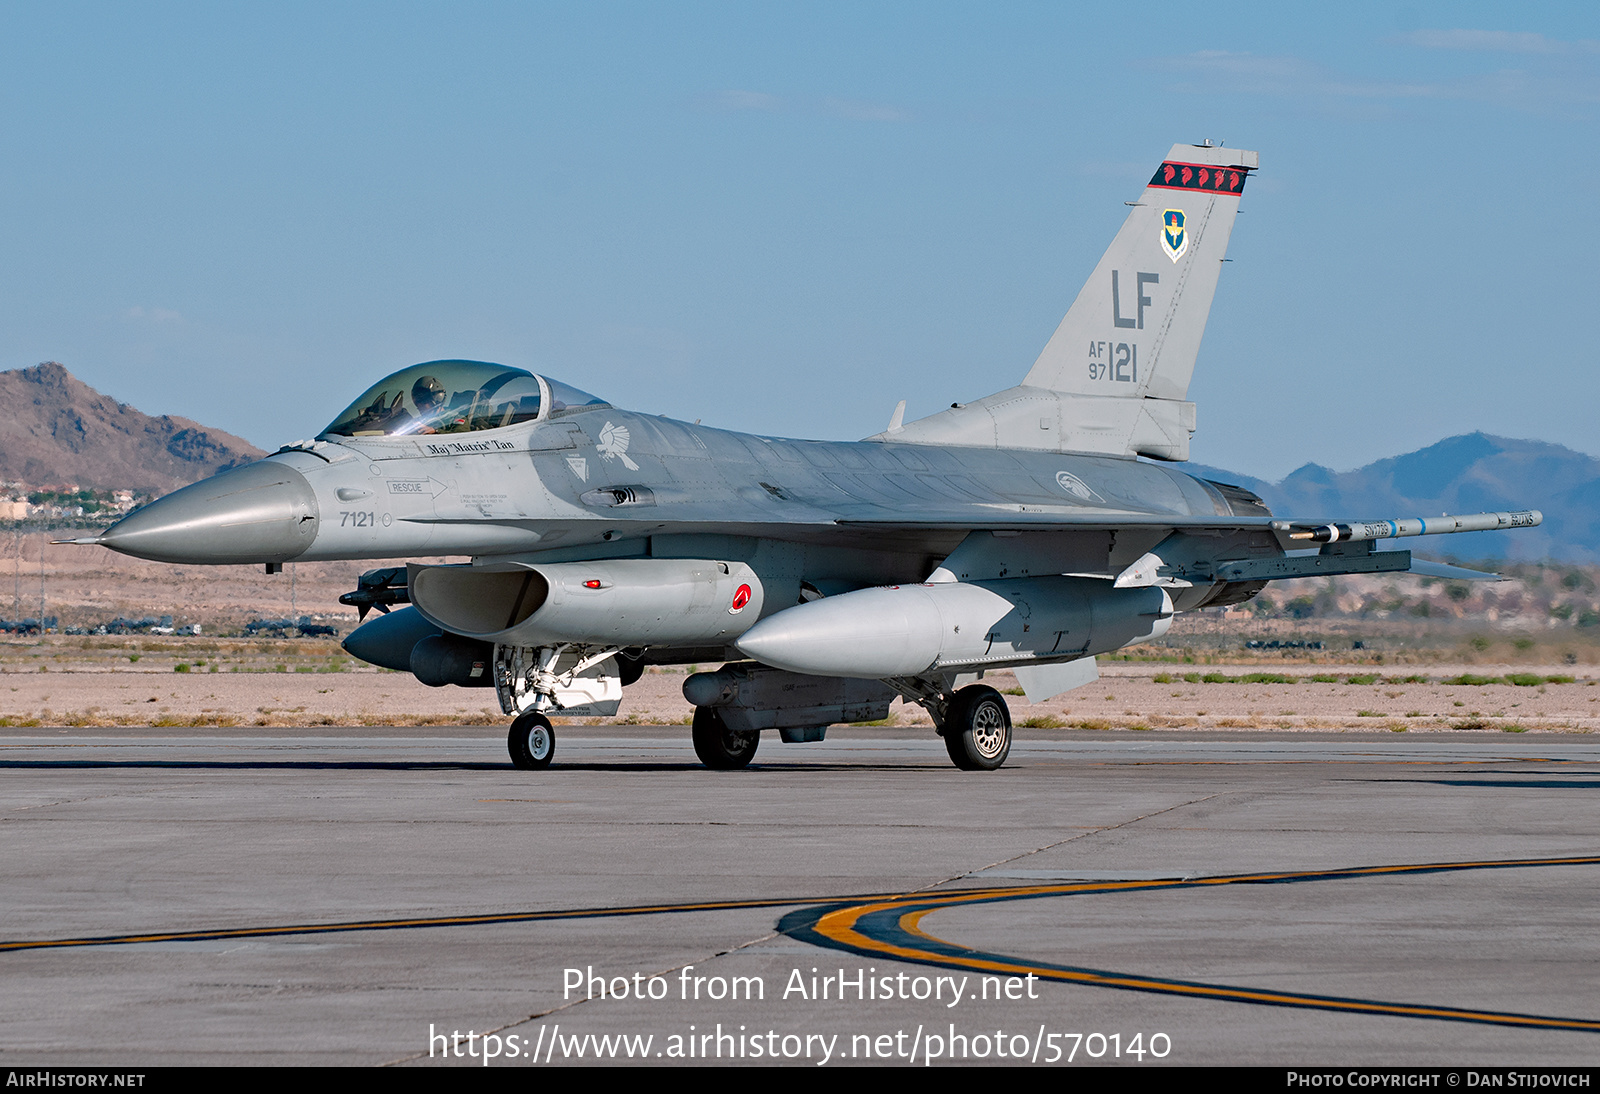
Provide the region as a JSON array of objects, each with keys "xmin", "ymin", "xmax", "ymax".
[{"xmin": 411, "ymin": 375, "xmax": 446, "ymax": 409}]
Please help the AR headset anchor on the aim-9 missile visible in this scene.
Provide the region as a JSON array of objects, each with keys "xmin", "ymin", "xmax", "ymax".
[{"xmin": 1272, "ymin": 510, "xmax": 1541, "ymax": 545}]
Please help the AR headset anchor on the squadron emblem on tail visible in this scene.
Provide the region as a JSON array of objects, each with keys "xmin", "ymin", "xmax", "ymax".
[{"xmin": 1161, "ymin": 209, "xmax": 1187, "ymax": 262}]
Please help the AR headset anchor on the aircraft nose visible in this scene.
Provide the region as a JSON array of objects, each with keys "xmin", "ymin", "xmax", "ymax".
[{"xmin": 97, "ymin": 461, "xmax": 320, "ymax": 564}]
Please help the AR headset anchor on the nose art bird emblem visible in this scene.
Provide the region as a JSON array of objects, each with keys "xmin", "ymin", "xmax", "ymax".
[{"xmin": 597, "ymin": 421, "xmax": 639, "ymax": 471}]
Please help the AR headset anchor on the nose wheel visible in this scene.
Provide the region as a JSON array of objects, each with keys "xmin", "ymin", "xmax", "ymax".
[
  {"xmin": 941, "ymin": 685, "xmax": 1012, "ymax": 770},
  {"xmin": 508, "ymin": 710, "xmax": 556, "ymax": 769}
]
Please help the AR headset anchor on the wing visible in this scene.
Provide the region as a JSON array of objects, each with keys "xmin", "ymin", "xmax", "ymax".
[
  {"xmin": 1112, "ymin": 509, "xmax": 1544, "ymax": 587},
  {"xmin": 841, "ymin": 508, "xmax": 1543, "ymax": 587}
]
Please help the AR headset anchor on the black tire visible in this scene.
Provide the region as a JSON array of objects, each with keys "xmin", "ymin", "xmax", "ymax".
[
  {"xmin": 508, "ymin": 711, "xmax": 556, "ymax": 769},
  {"xmin": 942, "ymin": 685, "xmax": 1011, "ymax": 771},
  {"xmin": 691, "ymin": 706, "xmax": 759, "ymax": 769}
]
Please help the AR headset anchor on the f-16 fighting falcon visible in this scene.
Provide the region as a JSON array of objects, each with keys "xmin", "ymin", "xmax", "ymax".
[{"xmin": 76, "ymin": 143, "xmax": 1541, "ymax": 771}]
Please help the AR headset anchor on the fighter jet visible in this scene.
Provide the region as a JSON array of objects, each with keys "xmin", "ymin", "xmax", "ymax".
[{"xmin": 79, "ymin": 143, "xmax": 1541, "ymax": 771}]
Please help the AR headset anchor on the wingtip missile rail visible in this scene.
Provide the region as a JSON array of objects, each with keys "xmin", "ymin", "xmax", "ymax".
[{"xmin": 1273, "ymin": 510, "xmax": 1542, "ymax": 545}]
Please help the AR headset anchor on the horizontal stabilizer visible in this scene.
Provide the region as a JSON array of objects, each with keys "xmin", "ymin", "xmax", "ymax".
[
  {"xmin": 1155, "ymin": 550, "xmax": 1506, "ymax": 586},
  {"xmin": 1407, "ymin": 558, "xmax": 1504, "ymax": 582}
]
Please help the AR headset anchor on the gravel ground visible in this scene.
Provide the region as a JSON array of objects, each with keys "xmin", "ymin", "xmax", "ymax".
[{"xmin": 1, "ymin": 662, "xmax": 1594, "ymax": 733}]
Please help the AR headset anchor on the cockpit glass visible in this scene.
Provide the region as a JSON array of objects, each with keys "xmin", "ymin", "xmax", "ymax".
[
  {"xmin": 318, "ymin": 361, "xmax": 610, "ymax": 438},
  {"xmin": 545, "ymin": 378, "xmax": 609, "ymax": 415},
  {"xmin": 315, "ymin": 362, "xmax": 517, "ymax": 438}
]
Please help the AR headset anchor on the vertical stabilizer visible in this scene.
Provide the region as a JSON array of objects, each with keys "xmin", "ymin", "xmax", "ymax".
[
  {"xmin": 873, "ymin": 143, "xmax": 1256, "ymax": 461},
  {"xmin": 1024, "ymin": 143, "xmax": 1255, "ymax": 402}
]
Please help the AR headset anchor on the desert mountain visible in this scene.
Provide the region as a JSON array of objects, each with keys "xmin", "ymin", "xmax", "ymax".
[
  {"xmin": 0, "ymin": 362, "xmax": 265, "ymax": 494},
  {"xmin": 1190, "ymin": 433, "xmax": 1600, "ymax": 563}
]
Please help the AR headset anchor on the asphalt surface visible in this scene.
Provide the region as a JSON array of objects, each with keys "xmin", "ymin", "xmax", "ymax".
[{"xmin": 2, "ymin": 725, "xmax": 1598, "ymax": 1066}]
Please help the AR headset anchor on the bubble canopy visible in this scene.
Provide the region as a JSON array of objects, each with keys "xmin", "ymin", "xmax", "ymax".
[{"xmin": 318, "ymin": 361, "xmax": 608, "ymax": 439}]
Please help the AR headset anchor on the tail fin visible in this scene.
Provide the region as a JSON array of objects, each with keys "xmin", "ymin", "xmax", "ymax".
[
  {"xmin": 1026, "ymin": 143, "xmax": 1255, "ymax": 402},
  {"xmin": 874, "ymin": 143, "xmax": 1256, "ymax": 461}
]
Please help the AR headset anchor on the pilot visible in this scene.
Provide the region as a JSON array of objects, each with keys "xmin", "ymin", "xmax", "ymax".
[
  {"xmin": 411, "ymin": 375, "xmax": 468, "ymax": 433},
  {"xmin": 412, "ymin": 375, "xmax": 447, "ymax": 419}
]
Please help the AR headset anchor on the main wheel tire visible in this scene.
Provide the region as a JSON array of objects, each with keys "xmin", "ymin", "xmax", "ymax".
[
  {"xmin": 942, "ymin": 685, "xmax": 1011, "ymax": 771},
  {"xmin": 691, "ymin": 706, "xmax": 759, "ymax": 770},
  {"xmin": 508, "ymin": 711, "xmax": 556, "ymax": 769}
]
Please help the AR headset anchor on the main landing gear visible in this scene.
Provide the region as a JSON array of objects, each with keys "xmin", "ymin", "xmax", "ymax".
[
  {"xmin": 499, "ymin": 655, "xmax": 1015, "ymax": 772},
  {"xmin": 885, "ymin": 677, "xmax": 1014, "ymax": 771},
  {"xmin": 691, "ymin": 706, "xmax": 760, "ymax": 769},
  {"xmin": 939, "ymin": 684, "xmax": 1012, "ymax": 771},
  {"xmin": 682, "ymin": 679, "xmax": 1014, "ymax": 772}
]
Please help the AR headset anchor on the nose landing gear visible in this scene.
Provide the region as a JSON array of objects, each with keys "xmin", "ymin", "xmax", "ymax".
[
  {"xmin": 508, "ymin": 710, "xmax": 555, "ymax": 769},
  {"xmin": 497, "ymin": 643, "xmax": 628, "ymax": 770}
]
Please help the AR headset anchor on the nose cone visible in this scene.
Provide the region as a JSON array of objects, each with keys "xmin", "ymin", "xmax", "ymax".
[{"xmin": 98, "ymin": 460, "xmax": 320, "ymax": 564}]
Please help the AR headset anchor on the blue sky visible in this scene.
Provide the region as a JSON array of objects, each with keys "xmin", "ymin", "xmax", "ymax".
[{"xmin": 2, "ymin": 2, "xmax": 1596, "ymax": 479}]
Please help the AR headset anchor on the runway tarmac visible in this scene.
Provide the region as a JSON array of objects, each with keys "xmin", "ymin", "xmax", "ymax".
[{"xmin": 3, "ymin": 725, "xmax": 1598, "ymax": 1066}]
